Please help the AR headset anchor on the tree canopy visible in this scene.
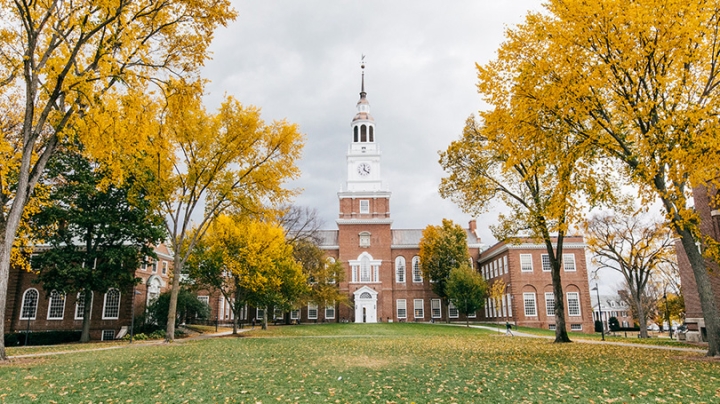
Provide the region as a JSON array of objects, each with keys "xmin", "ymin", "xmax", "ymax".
[
  {"xmin": 0, "ymin": 0, "xmax": 236, "ymax": 360},
  {"xmin": 155, "ymin": 82, "xmax": 304, "ymax": 340},
  {"xmin": 446, "ymin": 263, "xmax": 488, "ymax": 327},
  {"xmin": 418, "ymin": 219, "xmax": 471, "ymax": 308},
  {"xmin": 30, "ymin": 149, "xmax": 165, "ymax": 342}
]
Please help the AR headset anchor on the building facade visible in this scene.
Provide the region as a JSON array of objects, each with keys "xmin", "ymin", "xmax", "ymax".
[
  {"xmin": 675, "ymin": 185, "xmax": 720, "ymax": 342},
  {"xmin": 5, "ymin": 244, "xmax": 174, "ymax": 342},
  {"xmin": 283, "ymin": 66, "xmax": 595, "ymax": 331},
  {"xmin": 478, "ymin": 237, "xmax": 595, "ymax": 332}
]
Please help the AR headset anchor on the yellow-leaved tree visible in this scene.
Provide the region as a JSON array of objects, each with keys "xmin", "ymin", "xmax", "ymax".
[
  {"xmin": 0, "ymin": 0, "xmax": 236, "ymax": 360},
  {"xmin": 478, "ymin": 0, "xmax": 720, "ymax": 356},
  {"xmin": 155, "ymin": 81, "xmax": 304, "ymax": 340}
]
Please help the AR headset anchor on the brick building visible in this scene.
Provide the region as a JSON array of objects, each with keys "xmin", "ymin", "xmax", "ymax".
[
  {"xmin": 5, "ymin": 244, "xmax": 174, "ymax": 341},
  {"xmin": 278, "ymin": 65, "xmax": 594, "ymax": 330},
  {"xmin": 478, "ymin": 237, "xmax": 595, "ymax": 332},
  {"xmin": 675, "ymin": 185, "xmax": 720, "ymax": 342}
]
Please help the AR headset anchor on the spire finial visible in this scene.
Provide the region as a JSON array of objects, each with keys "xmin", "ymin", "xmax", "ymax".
[{"xmin": 360, "ymin": 54, "xmax": 366, "ymax": 97}]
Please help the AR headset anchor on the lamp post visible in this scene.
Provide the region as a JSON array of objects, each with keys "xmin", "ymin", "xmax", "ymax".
[
  {"xmin": 664, "ymin": 291, "xmax": 672, "ymax": 340},
  {"xmin": 592, "ymin": 284, "xmax": 605, "ymax": 341}
]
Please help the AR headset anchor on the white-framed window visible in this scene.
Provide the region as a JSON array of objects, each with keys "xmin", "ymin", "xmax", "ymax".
[
  {"xmin": 197, "ymin": 296, "xmax": 209, "ymax": 307},
  {"xmin": 520, "ymin": 254, "xmax": 533, "ymax": 272},
  {"xmin": 448, "ymin": 302, "xmax": 459, "ymax": 318},
  {"xmin": 468, "ymin": 311, "xmax": 477, "ymax": 318},
  {"xmin": 325, "ymin": 303, "xmax": 335, "ymax": 319},
  {"xmin": 359, "ymin": 231, "xmax": 371, "ymax": 248},
  {"xmin": 150, "ymin": 259, "xmax": 157, "ymax": 273},
  {"xmin": 360, "ymin": 256, "xmax": 371, "ymax": 282},
  {"xmin": 523, "ymin": 293, "xmax": 537, "ymax": 317},
  {"xmin": 567, "ymin": 292, "xmax": 581, "ymax": 316},
  {"xmin": 162, "ymin": 261, "xmax": 168, "ymax": 275},
  {"xmin": 563, "ymin": 254, "xmax": 576, "ymax": 272},
  {"xmin": 256, "ymin": 307, "xmax": 265, "ymax": 320},
  {"xmin": 506, "ymin": 294, "xmax": 513, "ymax": 317},
  {"xmin": 290, "ymin": 309, "xmax": 300, "ymax": 320},
  {"xmin": 549, "ymin": 324, "xmax": 556, "ymax": 330},
  {"xmin": 47, "ymin": 290, "xmax": 66, "ymax": 320},
  {"xmin": 359, "ymin": 199, "xmax": 370, "ymax": 214},
  {"xmin": 20, "ymin": 288, "xmax": 39, "ymax": 320},
  {"xmin": 397, "ymin": 299, "xmax": 407, "ymax": 319},
  {"xmin": 308, "ymin": 303, "xmax": 318, "ymax": 320},
  {"xmin": 141, "ymin": 257, "xmax": 148, "ymax": 271},
  {"xmin": 541, "ymin": 254, "xmax": 551, "ymax": 272},
  {"xmin": 395, "ymin": 256, "xmax": 406, "ymax": 283},
  {"xmin": 503, "ymin": 256, "xmax": 508, "ymax": 274},
  {"xmin": 545, "ymin": 292, "xmax": 555, "ymax": 316},
  {"xmin": 102, "ymin": 288, "xmax": 121, "ymax": 319},
  {"xmin": 431, "ymin": 299, "xmax": 442, "ymax": 319},
  {"xmin": 414, "ymin": 299, "xmax": 424, "ymax": 319},
  {"xmin": 570, "ymin": 324, "xmax": 582, "ymax": 331},
  {"xmin": 326, "ymin": 257, "xmax": 336, "ymax": 284},
  {"xmin": 102, "ymin": 330, "xmax": 115, "ymax": 341},
  {"xmin": 412, "ymin": 256, "xmax": 422, "ymax": 283},
  {"xmin": 273, "ymin": 308, "xmax": 283, "ymax": 320},
  {"xmin": 621, "ymin": 320, "xmax": 630, "ymax": 328},
  {"xmin": 75, "ymin": 291, "xmax": 93, "ymax": 320}
]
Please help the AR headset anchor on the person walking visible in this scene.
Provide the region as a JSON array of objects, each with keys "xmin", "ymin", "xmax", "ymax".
[{"xmin": 505, "ymin": 321, "xmax": 513, "ymax": 336}]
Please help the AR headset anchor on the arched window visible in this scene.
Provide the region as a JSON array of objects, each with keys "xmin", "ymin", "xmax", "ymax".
[
  {"xmin": 354, "ymin": 126, "xmax": 358, "ymax": 142},
  {"xmin": 369, "ymin": 126, "xmax": 374, "ymax": 142},
  {"xmin": 360, "ymin": 256, "xmax": 371, "ymax": 282},
  {"xmin": 75, "ymin": 291, "xmax": 93, "ymax": 320},
  {"xmin": 395, "ymin": 256, "xmax": 406, "ymax": 283},
  {"xmin": 103, "ymin": 288, "xmax": 121, "ymax": 319},
  {"xmin": 47, "ymin": 290, "xmax": 66, "ymax": 320},
  {"xmin": 361, "ymin": 125, "xmax": 367, "ymax": 142},
  {"xmin": 20, "ymin": 288, "xmax": 39, "ymax": 320},
  {"xmin": 412, "ymin": 256, "xmax": 422, "ymax": 283},
  {"xmin": 360, "ymin": 292, "xmax": 372, "ymax": 299}
]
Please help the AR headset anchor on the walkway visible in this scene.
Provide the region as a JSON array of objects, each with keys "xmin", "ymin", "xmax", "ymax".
[{"xmin": 457, "ymin": 324, "xmax": 708, "ymax": 354}]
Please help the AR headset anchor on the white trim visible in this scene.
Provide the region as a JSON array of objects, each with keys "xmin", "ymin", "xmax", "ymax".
[
  {"xmin": 413, "ymin": 299, "xmax": 424, "ymax": 319},
  {"xmin": 395, "ymin": 256, "xmax": 406, "ymax": 283},
  {"xmin": 20, "ymin": 288, "xmax": 39, "ymax": 320},
  {"xmin": 545, "ymin": 292, "xmax": 555, "ymax": 317},
  {"xmin": 567, "ymin": 292, "xmax": 581, "ymax": 317},
  {"xmin": 396, "ymin": 299, "xmax": 407, "ymax": 319},
  {"xmin": 523, "ymin": 293, "xmax": 537, "ymax": 317},
  {"xmin": 47, "ymin": 290, "xmax": 66, "ymax": 320},
  {"xmin": 478, "ymin": 242, "xmax": 587, "ymax": 263},
  {"xmin": 75, "ymin": 291, "xmax": 93, "ymax": 320},
  {"xmin": 308, "ymin": 303, "xmax": 318, "ymax": 320},
  {"xmin": 520, "ymin": 254, "xmax": 533, "ymax": 272},
  {"xmin": 431, "ymin": 299, "xmax": 442, "ymax": 318},
  {"xmin": 336, "ymin": 219, "xmax": 393, "ymax": 225},
  {"xmin": 563, "ymin": 254, "xmax": 576, "ymax": 272},
  {"xmin": 102, "ymin": 289, "xmax": 121, "ymax": 320}
]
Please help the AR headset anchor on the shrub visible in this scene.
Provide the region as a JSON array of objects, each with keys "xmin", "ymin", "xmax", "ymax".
[
  {"xmin": 147, "ymin": 288, "xmax": 210, "ymax": 327},
  {"xmin": 4, "ymin": 331, "xmax": 81, "ymax": 346},
  {"xmin": 608, "ymin": 317, "xmax": 620, "ymax": 331}
]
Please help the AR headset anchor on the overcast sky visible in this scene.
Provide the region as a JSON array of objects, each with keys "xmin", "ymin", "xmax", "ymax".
[{"xmin": 199, "ymin": 2, "xmax": 624, "ymax": 293}]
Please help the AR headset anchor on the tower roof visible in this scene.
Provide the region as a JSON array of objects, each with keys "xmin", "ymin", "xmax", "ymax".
[{"xmin": 353, "ymin": 58, "xmax": 374, "ymax": 123}]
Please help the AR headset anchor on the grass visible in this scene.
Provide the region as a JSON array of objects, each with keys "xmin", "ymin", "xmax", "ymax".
[{"xmin": 1, "ymin": 323, "xmax": 718, "ymax": 403}]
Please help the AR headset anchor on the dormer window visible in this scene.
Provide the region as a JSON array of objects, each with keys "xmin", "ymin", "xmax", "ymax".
[{"xmin": 359, "ymin": 231, "xmax": 371, "ymax": 248}]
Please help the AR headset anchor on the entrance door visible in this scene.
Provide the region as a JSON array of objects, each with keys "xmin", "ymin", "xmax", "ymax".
[{"xmin": 354, "ymin": 289, "xmax": 377, "ymax": 323}]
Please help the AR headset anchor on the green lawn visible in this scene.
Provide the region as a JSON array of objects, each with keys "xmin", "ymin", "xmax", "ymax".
[{"xmin": 1, "ymin": 323, "xmax": 718, "ymax": 403}]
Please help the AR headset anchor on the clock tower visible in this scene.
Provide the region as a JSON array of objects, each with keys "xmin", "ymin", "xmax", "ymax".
[{"xmin": 338, "ymin": 60, "xmax": 391, "ymax": 221}]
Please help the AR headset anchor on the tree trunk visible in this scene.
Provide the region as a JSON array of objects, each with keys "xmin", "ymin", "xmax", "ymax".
[
  {"xmin": 0, "ymin": 191, "xmax": 31, "ymax": 360},
  {"xmin": 551, "ymin": 261, "xmax": 571, "ymax": 343},
  {"xmin": 262, "ymin": 306, "xmax": 268, "ymax": 330},
  {"xmin": 677, "ymin": 226, "xmax": 720, "ymax": 356},
  {"xmin": 633, "ymin": 289, "xmax": 649, "ymax": 339},
  {"xmin": 165, "ymin": 254, "xmax": 183, "ymax": 342},
  {"xmin": 232, "ymin": 293, "xmax": 242, "ymax": 334},
  {"xmin": 80, "ymin": 289, "xmax": 93, "ymax": 342}
]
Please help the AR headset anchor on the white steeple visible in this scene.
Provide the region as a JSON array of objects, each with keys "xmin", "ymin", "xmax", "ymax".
[{"xmin": 345, "ymin": 57, "xmax": 384, "ymax": 192}]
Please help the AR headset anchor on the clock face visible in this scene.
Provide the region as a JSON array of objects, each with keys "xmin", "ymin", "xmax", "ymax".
[{"xmin": 357, "ymin": 162, "xmax": 371, "ymax": 176}]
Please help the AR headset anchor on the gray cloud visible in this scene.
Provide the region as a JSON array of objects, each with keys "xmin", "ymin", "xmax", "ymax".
[{"xmin": 201, "ymin": 0, "xmax": 545, "ymax": 245}]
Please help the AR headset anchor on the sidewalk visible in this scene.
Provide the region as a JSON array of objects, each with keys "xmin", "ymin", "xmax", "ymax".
[
  {"xmin": 6, "ymin": 328, "xmax": 249, "ymax": 360},
  {"xmin": 456, "ymin": 323, "xmax": 708, "ymax": 354}
]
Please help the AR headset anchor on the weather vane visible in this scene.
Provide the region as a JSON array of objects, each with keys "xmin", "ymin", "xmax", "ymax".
[{"xmin": 361, "ymin": 54, "xmax": 366, "ymax": 69}]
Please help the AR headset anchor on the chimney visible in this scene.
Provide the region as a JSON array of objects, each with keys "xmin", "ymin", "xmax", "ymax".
[{"xmin": 468, "ymin": 219, "xmax": 476, "ymax": 234}]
